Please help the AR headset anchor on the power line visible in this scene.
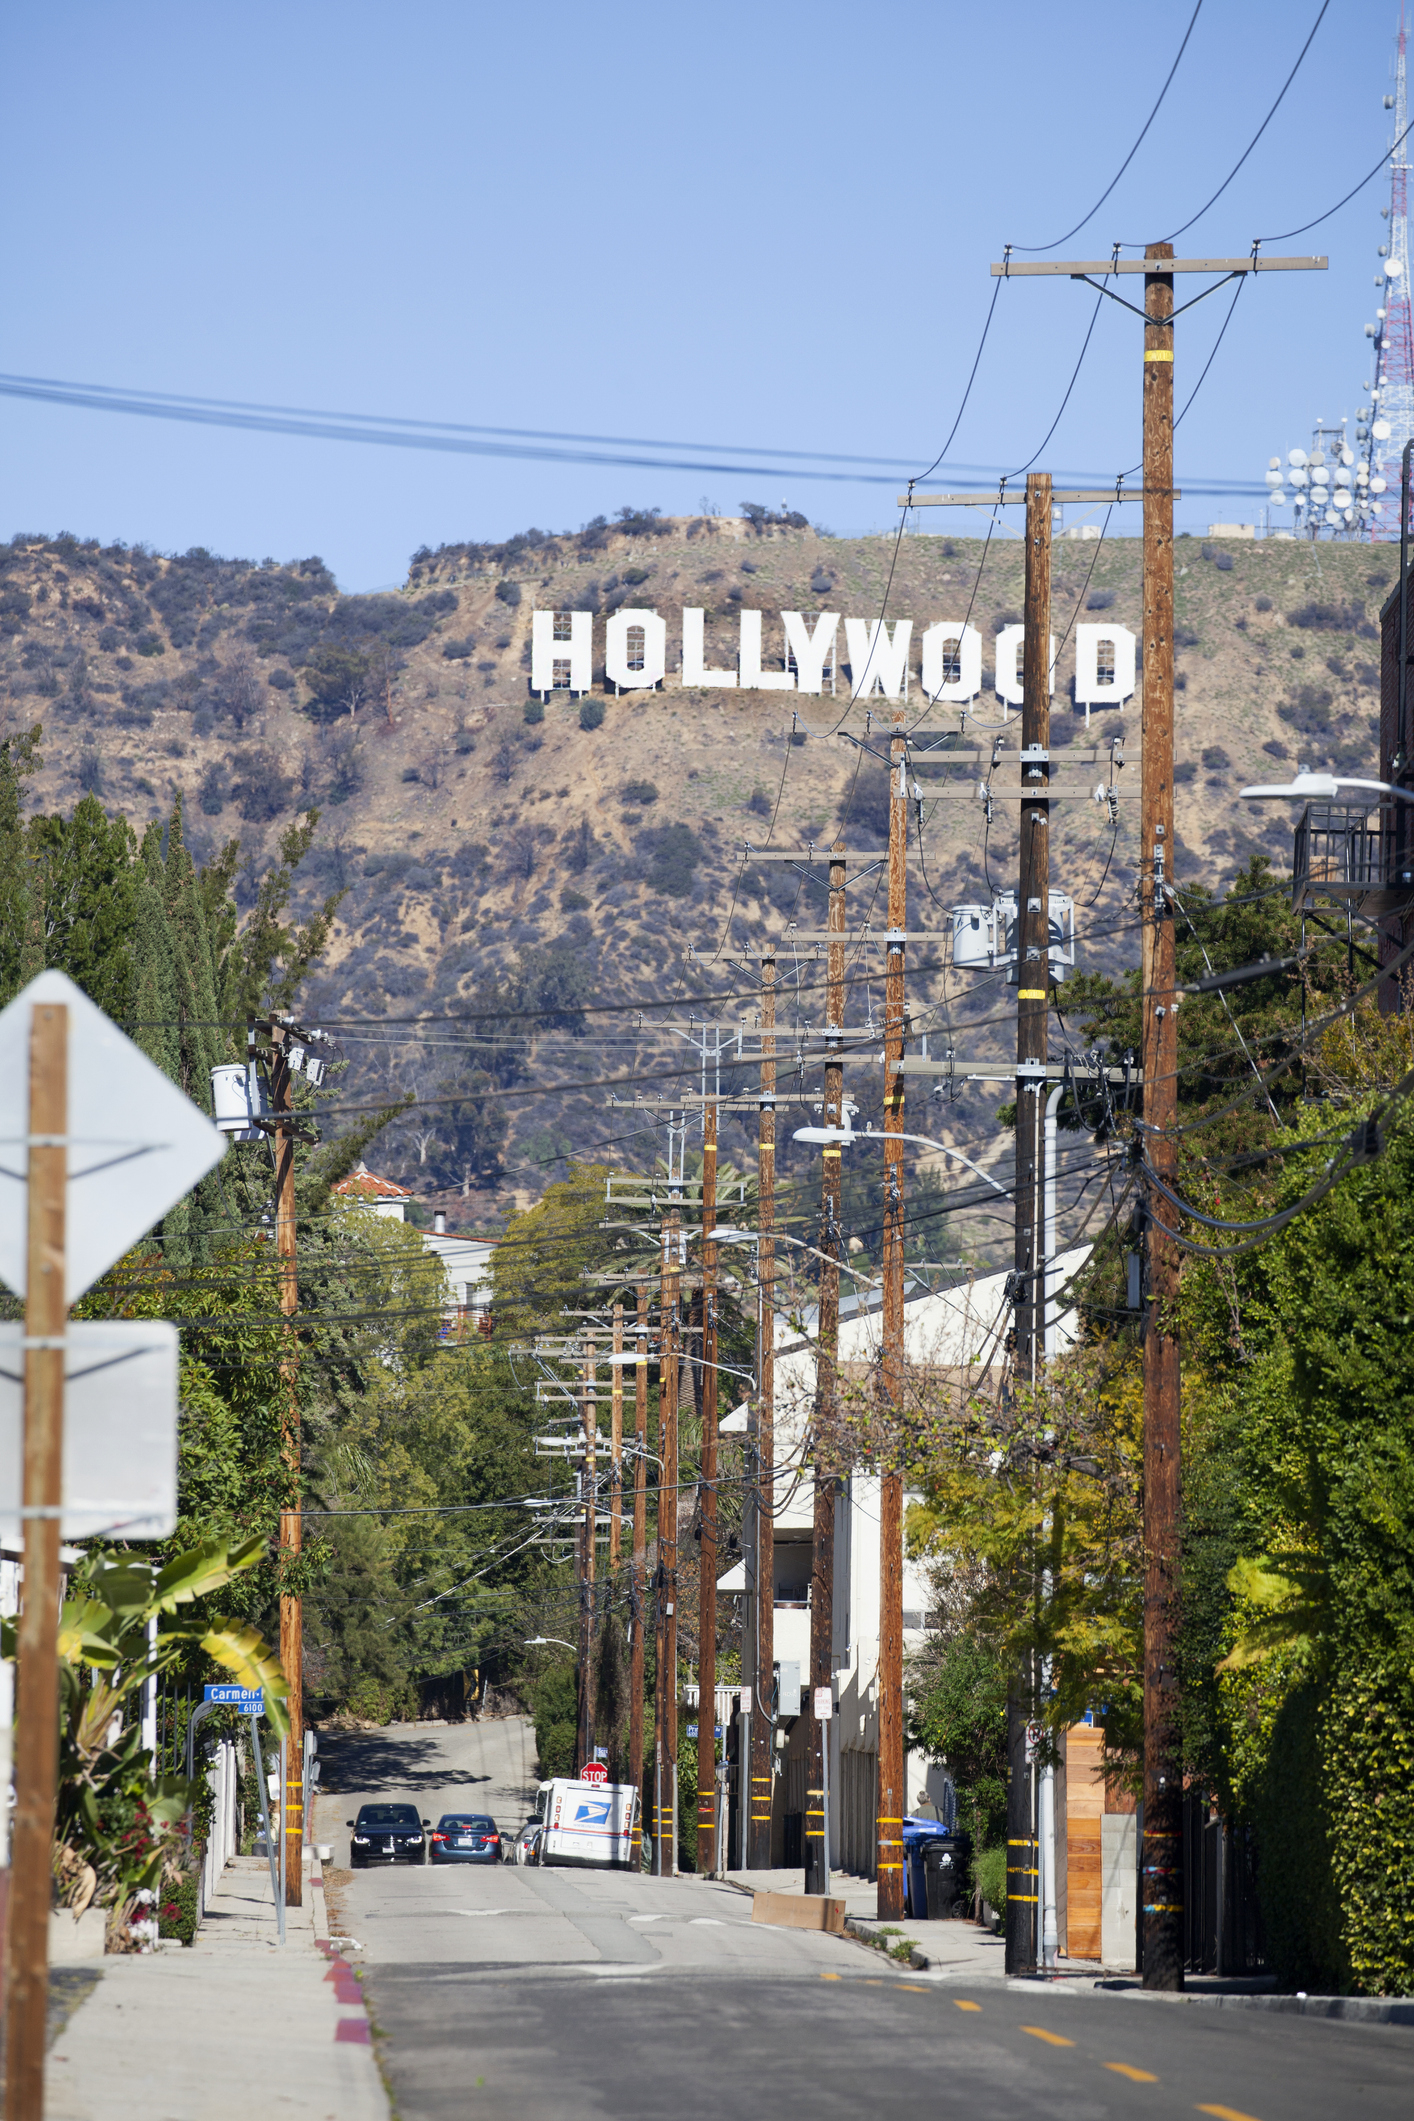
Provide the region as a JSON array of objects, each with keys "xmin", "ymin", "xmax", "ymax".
[
  {"xmin": 1133, "ymin": 0, "xmax": 1332, "ymax": 246},
  {"xmin": 1008, "ymin": 1, "xmax": 1205, "ymax": 254}
]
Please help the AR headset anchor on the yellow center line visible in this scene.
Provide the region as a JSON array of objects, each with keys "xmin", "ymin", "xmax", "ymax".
[
  {"xmin": 1021, "ymin": 2025, "xmax": 1075, "ymax": 2048},
  {"xmin": 896, "ymin": 1984, "xmax": 929, "ymax": 1993},
  {"xmin": 1107, "ymin": 2062, "xmax": 1159, "ymax": 2083},
  {"xmin": 1196, "ymin": 2107, "xmax": 1263, "ymax": 2121},
  {"xmin": 819, "ymin": 1972, "xmax": 840, "ymax": 1981},
  {"xmin": 953, "ymin": 1999, "xmax": 982, "ymax": 2012}
]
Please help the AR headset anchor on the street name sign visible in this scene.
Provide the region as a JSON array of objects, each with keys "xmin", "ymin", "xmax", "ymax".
[{"xmin": 204, "ymin": 1685, "xmax": 264, "ymax": 1711}]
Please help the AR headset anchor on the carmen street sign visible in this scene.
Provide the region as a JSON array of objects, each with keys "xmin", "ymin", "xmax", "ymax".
[
  {"xmin": 0, "ymin": 1321, "xmax": 178, "ymax": 1540},
  {"xmin": 0, "ymin": 970, "xmax": 225, "ymax": 1305},
  {"xmin": 204, "ymin": 1685, "xmax": 263, "ymax": 1711}
]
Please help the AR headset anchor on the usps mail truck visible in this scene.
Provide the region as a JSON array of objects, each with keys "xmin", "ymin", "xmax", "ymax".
[{"xmin": 538, "ymin": 1776, "xmax": 638, "ymax": 1869}]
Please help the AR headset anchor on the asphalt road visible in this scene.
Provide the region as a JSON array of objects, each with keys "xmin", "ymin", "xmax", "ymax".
[{"xmin": 314, "ymin": 1718, "xmax": 1414, "ymax": 2121}]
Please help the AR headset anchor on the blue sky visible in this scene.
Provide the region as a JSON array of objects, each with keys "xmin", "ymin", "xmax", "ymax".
[{"xmin": 0, "ymin": 1, "xmax": 1405, "ymax": 587}]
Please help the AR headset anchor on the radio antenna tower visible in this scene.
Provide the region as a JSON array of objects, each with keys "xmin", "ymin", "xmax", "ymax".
[{"xmin": 1364, "ymin": 10, "xmax": 1414, "ymax": 535}]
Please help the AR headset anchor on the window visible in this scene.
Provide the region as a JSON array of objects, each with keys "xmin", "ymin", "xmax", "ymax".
[
  {"xmin": 941, "ymin": 638, "xmax": 962, "ymax": 685},
  {"xmin": 1096, "ymin": 640, "xmax": 1116, "ymax": 687},
  {"xmin": 552, "ymin": 611, "xmax": 573, "ymax": 642},
  {"xmin": 552, "ymin": 658, "xmax": 572, "ymax": 691},
  {"xmin": 625, "ymin": 624, "xmax": 646, "ymax": 673}
]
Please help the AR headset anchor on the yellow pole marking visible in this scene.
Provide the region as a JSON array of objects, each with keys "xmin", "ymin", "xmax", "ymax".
[
  {"xmin": 1196, "ymin": 2108, "xmax": 1263, "ymax": 2121},
  {"xmin": 953, "ymin": 1999, "xmax": 982, "ymax": 2012},
  {"xmin": 1144, "ymin": 349, "xmax": 1174, "ymax": 362},
  {"xmin": 1106, "ymin": 2063, "xmax": 1159, "ymax": 2083},
  {"xmin": 1021, "ymin": 2025, "xmax": 1075, "ymax": 2048}
]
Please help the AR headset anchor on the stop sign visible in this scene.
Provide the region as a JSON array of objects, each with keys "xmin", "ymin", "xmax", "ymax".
[{"xmin": 580, "ymin": 1761, "xmax": 608, "ymax": 1784}]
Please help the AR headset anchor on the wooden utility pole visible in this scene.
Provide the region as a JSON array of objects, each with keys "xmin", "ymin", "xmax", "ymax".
[
  {"xmin": 577, "ymin": 1334, "xmax": 598, "ymax": 1774},
  {"xmin": 610, "ymin": 1300, "xmax": 624, "ymax": 1572},
  {"xmin": 877, "ymin": 728, "xmax": 908, "ymax": 1921},
  {"xmin": 5, "ymin": 1002, "xmax": 66, "ymax": 2121},
  {"xmin": 1140, "ymin": 241, "xmax": 1183, "ymax": 1992},
  {"xmin": 748, "ymin": 946, "xmax": 776, "ymax": 1868},
  {"xmin": 983, "ymin": 240, "xmax": 1325, "ymax": 1995},
  {"xmin": 696, "ymin": 1096, "xmax": 719, "ymax": 1874},
  {"xmin": 806, "ymin": 849, "xmax": 847, "ymax": 1895},
  {"xmin": 629, "ymin": 1279, "xmax": 649, "ymax": 1856},
  {"xmin": 271, "ymin": 1024, "xmax": 303, "ymax": 1908},
  {"xmin": 1004, "ymin": 472, "xmax": 1053, "ymax": 1975},
  {"xmin": 655, "ymin": 1146, "xmax": 682, "ymax": 1875}
]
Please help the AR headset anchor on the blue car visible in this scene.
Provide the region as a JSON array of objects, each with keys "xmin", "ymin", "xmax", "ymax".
[{"xmin": 429, "ymin": 1812, "xmax": 502, "ymax": 1864}]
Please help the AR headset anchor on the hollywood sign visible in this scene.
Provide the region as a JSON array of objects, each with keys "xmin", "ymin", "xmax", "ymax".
[{"xmin": 531, "ymin": 607, "xmax": 1137, "ymax": 708}]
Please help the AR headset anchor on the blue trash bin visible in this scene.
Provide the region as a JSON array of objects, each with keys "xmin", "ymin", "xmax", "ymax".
[{"xmin": 901, "ymin": 1818, "xmax": 944, "ymax": 1918}]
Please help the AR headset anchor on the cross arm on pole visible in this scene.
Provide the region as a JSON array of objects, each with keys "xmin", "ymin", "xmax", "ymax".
[{"xmin": 989, "ymin": 255, "xmax": 1327, "ymax": 275}]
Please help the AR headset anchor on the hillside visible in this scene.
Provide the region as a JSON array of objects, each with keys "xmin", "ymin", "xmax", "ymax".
[{"xmin": 0, "ymin": 514, "xmax": 1391, "ymax": 1228}]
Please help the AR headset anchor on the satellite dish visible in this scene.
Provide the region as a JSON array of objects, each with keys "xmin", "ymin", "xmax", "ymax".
[
  {"xmin": 1310, "ymin": 448, "xmax": 1326, "ymax": 465},
  {"xmin": 1268, "ymin": 456, "xmax": 1281, "ymax": 470},
  {"xmin": 1388, "ymin": 259, "xmax": 1404, "ymax": 279},
  {"xmin": 1334, "ymin": 466, "xmax": 1352, "ymax": 487},
  {"xmin": 1324, "ymin": 508, "xmax": 1341, "ymax": 525},
  {"xmin": 1290, "ymin": 467, "xmax": 1308, "ymax": 487},
  {"xmin": 1374, "ymin": 419, "xmax": 1393, "ymax": 440},
  {"xmin": 1311, "ymin": 466, "xmax": 1330, "ymax": 485},
  {"xmin": 1288, "ymin": 448, "xmax": 1308, "ymax": 467},
  {"xmin": 1335, "ymin": 490, "xmax": 1353, "ymax": 510},
  {"xmin": 1265, "ymin": 468, "xmax": 1283, "ymax": 486},
  {"xmin": 1341, "ymin": 447, "xmax": 1355, "ymax": 466},
  {"xmin": 1372, "ymin": 475, "xmax": 1388, "ymax": 492}
]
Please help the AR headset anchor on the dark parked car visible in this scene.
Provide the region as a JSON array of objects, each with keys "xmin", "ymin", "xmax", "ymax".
[
  {"xmin": 428, "ymin": 1813, "xmax": 502, "ymax": 1864},
  {"xmin": 348, "ymin": 1803, "xmax": 428, "ymax": 1867}
]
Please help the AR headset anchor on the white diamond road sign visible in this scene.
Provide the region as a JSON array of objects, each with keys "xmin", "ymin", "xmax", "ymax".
[{"xmin": 0, "ymin": 969, "xmax": 226, "ymax": 1304}]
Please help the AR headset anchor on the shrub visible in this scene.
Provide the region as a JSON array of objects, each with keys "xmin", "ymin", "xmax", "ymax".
[
  {"xmin": 1262, "ymin": 738, "xmax": 1290, "ymax": 759},
  {"xmin": 77, "ymin": 747, "xmax": 103, "ymax": 795},
  {"xmin": 1215, "ymin": 552, "xmax": 1234, "ymax": 572},
  {"xmin": 442, "ymin": 636, "xmax": 475, "ymax": 660},
  {"xmin": 579, "ymin": 698, "xmax": 606, "ymax": 731},
  {"xmin": 1255, "ymin": 595, "xmax": 1273, "ymax": 613},
  {"xmin": 560, "ymin": 886, "xmax": 590, "ymax": 912},
  {"xmin": 1085, "ymin": 588, "xmax": 1116, "ymax": 611},
  {"xmin": 747, "ymin": 787, "xmax": 772, "ymax": 817},
  {"xmin": 198, "ymin": 761, "xmax": 227, "ymax": 815},
  {"xmin": 622, "ymin": 779, "xmax": 658, "ymax": 805},
  {"xmin": 494, "ymin": 580, "xmax": 522, "ymax": 607},
  {"xmin": 642, "ymin": 822, "xmax": 703, "ymax": 897},
  {"xmin": 229, "ymin": 745, "xmax": 294, "ymax": 823},
  {"xmin": 158, "ymin": 1870, "xmax": 199, "ymax": 1947},
  {"xmin": 973, "ymin": 1845, "xmax": 1007, "ymax": 1914},
  {"xmin": 1174, "ymin": 624, "xmax": 1200, "ymax": 648},
  {"xmin": 810, "ymin": 569, "xmax": 833, "ymax": 596},
  {"xmin": 1287, "ymin": 601, "xmax": 1362, "ymax": 633},
  {"xmin": 622, "ymin": 565, "xmax": 651, "ymax": 586},
  {"xmin": 524, "ymin": 700, "xmax": 545, "ymax": 725},
  {"xmin": 135, "ymin": 632, "xmax": 164, "ymax": 657},
  {"xmin": 266, "ymin": 665, "xmax": 295, "ymax": 690},
  {"xmin": 1174, "ymin": 760, "xmax": 1198, "ymax": 783},
  {"xmin": 1201, "ymin": 745, "xmax": 1232, "ymax": 772},
  {"xmin": 97, "ymin": 625, "xmax": 119, "ymax": 652},
  {"xmin": 1278, "ymin": 685, "xmax": 1335, "ymax": 733}
]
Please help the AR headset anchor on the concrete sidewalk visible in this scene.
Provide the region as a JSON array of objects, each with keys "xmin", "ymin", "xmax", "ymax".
[
  {"xmin": 43, "ymin": 1856, "xmax": 388, "ymax": 2121},
  {"xmin": 723, "ymin": 1866, "xmax": 1013, "ymax": 1979}
]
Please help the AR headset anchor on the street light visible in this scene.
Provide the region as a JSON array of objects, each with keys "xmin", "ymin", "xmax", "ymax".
[
  {"xmin": 1239, "ymin": 771, "xmax": 1414, "ymax": 804},
  {"xmin": 523, "ymin": 1636, "xmax": 576, "ymax": 1651},
  {"xmin": 792, "ymin": 1122, "xmax": 1009, "ymax": 1197}
]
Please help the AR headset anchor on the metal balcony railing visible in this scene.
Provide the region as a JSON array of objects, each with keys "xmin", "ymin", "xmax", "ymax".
[{"xmin": 1292, "ymin": 803, "xmax": 1388, "ymax": 906}]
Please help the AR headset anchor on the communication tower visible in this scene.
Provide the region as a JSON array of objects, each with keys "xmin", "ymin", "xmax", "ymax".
[{"xmin": 1362, "ymin": 12, "xmax": 1414, "ymax": 535}]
